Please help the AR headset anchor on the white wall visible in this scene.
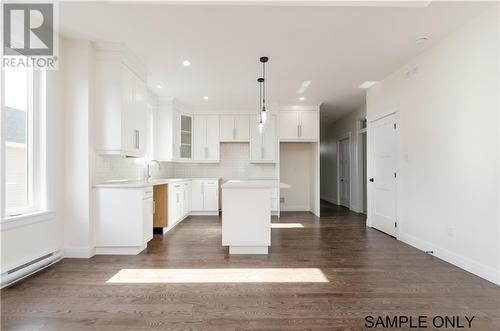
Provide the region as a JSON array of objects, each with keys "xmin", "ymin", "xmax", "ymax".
[
  {"xmin": 61, "ymin": 38, "xmax": 95, "ymax": 258},
  {"xmin": 320, "ymin": 103, "xmax": 366, "ymax": 212},
  {"xmin": 367, "ymin": 6, "xmax": 500, "ymax": 284}
]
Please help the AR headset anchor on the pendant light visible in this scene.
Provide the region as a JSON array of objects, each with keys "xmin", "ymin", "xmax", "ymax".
[
  {"xmin": 260, "ymin": 56, "xmax": 268, "ymax": 124},
  {"xmin": 257, "ymin": 77, "xmax": 264, "ymax": 133}
]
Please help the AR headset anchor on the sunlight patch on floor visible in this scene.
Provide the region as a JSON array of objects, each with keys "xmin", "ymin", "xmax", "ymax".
[
  {"xmin": 107, "ymin": 268, "xmax": 328, "ymax": 283},
  {"xmin": 270, "ymin": 223, "xmax": 304, "ymax": 228}
]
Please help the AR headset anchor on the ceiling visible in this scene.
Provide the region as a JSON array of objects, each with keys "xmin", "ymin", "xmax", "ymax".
[{"xmin": 59, "ymin": 1, "xmax": 492, "ymax": 121}]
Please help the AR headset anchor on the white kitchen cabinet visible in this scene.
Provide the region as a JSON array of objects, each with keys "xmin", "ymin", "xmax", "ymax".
[
  {"xmin": 250, "ymin": 114, "xmax": 277, "ymax": 163},
  {"xmin": 194, "ymin": 115, "xmax": 220, "ymax": 162},
  {"xmin": 95, "ymin": 52, "xmax": 148, "ymax": 157},
  {"xmin": 279, "ymin": 110, "xmax": 319, "ymax": 141},
  {"xmin": 167, "ymin": 180, "xmax": 192, "ymax": 228},
  {"xmin": 143, "ymin": 190, "xmax": 154, "ymax": 243},
  {"xmin": 220, "ymin": 115, "xmax": 250, "ymax": 142},
  {"xmin": 191, "ymin": 179, "xmax": 219, "ymax": 214},
  {"xmin": 177, "ymin": 114, "xmax": 193, "ymax": 160},
  {"xmin": 94, "ymin": 187, "xmax": 153, "ymax": 255}
]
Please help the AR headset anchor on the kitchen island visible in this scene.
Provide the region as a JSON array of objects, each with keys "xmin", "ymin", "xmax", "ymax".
[{"xmin": 221, "ymin": 180, "xmax": 290, "ymax": 254}]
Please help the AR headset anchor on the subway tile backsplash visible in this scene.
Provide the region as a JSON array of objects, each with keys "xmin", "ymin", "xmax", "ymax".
[{"xmin": 94, "ymin": 143, "xmax": 277, "ymax": 183}]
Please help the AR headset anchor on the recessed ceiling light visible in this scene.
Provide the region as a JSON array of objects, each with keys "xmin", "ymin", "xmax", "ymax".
[
  {"xmin": 358, "ymin": 81, "xmax": 377, "ymax": 89},
  {"xmin": 183, "ymin": 60, "xmax": 191, "ymax": 67},
  {"xmin": 299, "ymin": 96, "xmax": 305, "ymax": 101},
  {"xmin": 203, "ymin": 96, "xmax": 209, "ymax": 100},
  {"xmin": 156, "ymin": 85, "xmax": 162, "ymax": 89}
]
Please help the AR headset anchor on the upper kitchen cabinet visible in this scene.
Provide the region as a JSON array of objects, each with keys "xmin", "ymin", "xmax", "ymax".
[
  {"xmin": 193, "ymin": 114, "xmax": 220, "ymax": 162},
  {"xmin": 220, "ymin": 115, "xmax": 250, "ymax": 142},
  {"xmin": 95, "ymin": 48, "xmax": 149, "ymax": 157},
  {"xmin": 249, "ymin": 114, "xmax": 277, "ymax": 163},
  {"xmin": 178, "ymin": 113, "xmax": 193, "ymax": 160},
  {"xmin": 279, "ymin": 110, "xmax": 319, "ymax": 142}
]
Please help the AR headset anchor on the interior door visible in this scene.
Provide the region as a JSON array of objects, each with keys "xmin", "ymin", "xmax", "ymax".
[
  {"xmin": 299, "ymin": 111, "xmax": 318, "ymax": 140},
  {"xmin": 369, "ymin": 113, "xmax": 397, "ymax": 237},
  {"xmin": 339, "ymin": 138, "xmax": 350, "ymax": 208}
]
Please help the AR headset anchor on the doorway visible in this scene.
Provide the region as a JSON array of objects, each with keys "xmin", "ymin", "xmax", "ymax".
[
  {"xmin": 368, "ymin": 113, "xmax": 397, "ymax": 237},
  {"xmin": 337, "ymin": 137, "xmax": 350, "ymax": 208}
]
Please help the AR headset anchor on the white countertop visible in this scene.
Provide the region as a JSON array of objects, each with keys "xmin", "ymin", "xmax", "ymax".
[
  {"xmin": 221, "ymin": 180, "xmax": 291, "ymax": 189},
  {"xmin": 94, "ymin": 178, "xmax": 218, "ymax": 188}
]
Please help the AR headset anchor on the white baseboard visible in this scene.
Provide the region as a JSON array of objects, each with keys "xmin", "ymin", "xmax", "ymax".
[
  {"xmin": 280, "ymin": 205, "xmax": 310, "ymax": 212},
  {"xmin": 190, "ymin": 211, "xmax": 219, "ymax": 216},
  {"xmin": 95, "ymin": 244, "xmax": 146, "ymax": 255},
  {"xmin": 398, "ymin": 232, "xmax": 499, "ymax": 286},
  {"xmin": 64, "ymin": 247, "xmax": 96, "ymax": 258}
]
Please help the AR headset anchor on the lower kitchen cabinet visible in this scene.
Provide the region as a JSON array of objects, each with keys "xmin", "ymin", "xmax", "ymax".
[
  {"xmin": 153, "ymin": 184, "xmax": 168, "ymax": 228},
  {"xmin": 191, "ymin": 179, "xmax": 219, "ymax": 215},
  {"xmin": 94, "ymin": 187, "xmax": 154, "ymax": 255}
]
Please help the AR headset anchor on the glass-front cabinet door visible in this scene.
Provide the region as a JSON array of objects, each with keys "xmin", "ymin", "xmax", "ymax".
[{"xmin": 179, "ymin": 114, "xmax": 192, "ymax": 159}]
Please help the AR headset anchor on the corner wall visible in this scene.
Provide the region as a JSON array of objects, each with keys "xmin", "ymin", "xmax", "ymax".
[{"xmin": 367, "ymin": 5, "xmax": 500, "ymax": 284}]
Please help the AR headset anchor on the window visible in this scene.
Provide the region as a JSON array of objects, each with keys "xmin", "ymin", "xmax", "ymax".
[{"xmin": 2, "ymin": 64, "xmax": 45, "ymax": 218}]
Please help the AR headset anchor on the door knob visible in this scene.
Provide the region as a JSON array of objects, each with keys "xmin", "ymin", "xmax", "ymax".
[{"xmin": 369, "ymin": 178, "xmax": 374, "ymax": 182}]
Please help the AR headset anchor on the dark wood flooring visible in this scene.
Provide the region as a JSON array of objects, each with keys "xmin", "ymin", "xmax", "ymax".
[{"xmin": 2, "ymin": 202, "xmax": 500, "ymax": 330}]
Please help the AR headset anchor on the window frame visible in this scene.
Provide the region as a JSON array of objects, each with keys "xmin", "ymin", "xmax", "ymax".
[{"xmin": 1, "ymin": 63, "xmax": 47, "ymax": 220}]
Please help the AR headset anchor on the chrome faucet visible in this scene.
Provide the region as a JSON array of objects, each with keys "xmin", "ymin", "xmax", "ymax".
[{"xmin": 146, "ymin": 160, "xmax": 160, "ymax": 181}]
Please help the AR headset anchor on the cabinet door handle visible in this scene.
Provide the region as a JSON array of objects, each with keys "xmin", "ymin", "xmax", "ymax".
[
  {"xmin": 233, "ymin": 127, "xmax": 236, "ymax": 140},
  {"xmin": 299, "ymin": 125, "xmax": 302, "ymax": 137},
  {"xmin": 297, "ymin": 125, "xmax": 300, "ymax": 138},
  {"xmin": 137, "ymin": 130, "xmax": 140, "ymax": 149},
  {"xmin": 261, "ymin": 147, "xmax": 264, "ymax": 159},
  {"xmin": 153, "ymin": 200, "xmax": 156, "ymax": 214}
]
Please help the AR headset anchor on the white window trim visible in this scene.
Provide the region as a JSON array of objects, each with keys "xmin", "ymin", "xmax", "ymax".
[{"xmin": 1, "ymin": 65, "xmax": 48, "ymax": 221}]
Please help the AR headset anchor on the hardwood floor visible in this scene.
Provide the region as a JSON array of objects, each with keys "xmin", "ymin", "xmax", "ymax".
[{"xmin": 2, "ymin": 203, "xmax": 500, "ymax": 330}]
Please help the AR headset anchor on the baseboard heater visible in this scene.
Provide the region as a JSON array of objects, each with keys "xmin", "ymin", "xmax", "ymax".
[{"xmin": 1, "ymin": 250, "xmax": 63, "ymax": 288}]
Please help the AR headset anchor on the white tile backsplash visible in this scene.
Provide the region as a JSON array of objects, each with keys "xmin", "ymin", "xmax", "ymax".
[
  {"xmin": 174, "ymin": 143, "xmax": 277, "ymax": 180},
  {"xmin": 94, "ymin": 143, "xmax": 276, "ymax": 183}
]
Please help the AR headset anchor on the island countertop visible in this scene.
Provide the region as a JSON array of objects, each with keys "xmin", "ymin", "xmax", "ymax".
[{"xmin": 221, "ymin": 180, "xmax": 291, "ymax": 189}]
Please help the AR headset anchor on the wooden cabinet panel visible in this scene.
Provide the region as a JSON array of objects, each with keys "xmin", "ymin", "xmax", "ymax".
[{"xmin": 153, "ymin": 184, "xmax": 168, "ymax": 228}]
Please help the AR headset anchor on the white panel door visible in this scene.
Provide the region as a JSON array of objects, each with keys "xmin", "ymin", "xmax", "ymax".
[
  {"xmin": 234, "ymin": 115, "xmax": 250, "ymax": 141},
  {"xmin": 369, "ymin": 113, "xmax": 397, "ymax": 237},
  {"xmin": 339, "ymin": 138, "xmax": 350, "ymax": 208},
  {"xmin": 206, "ymin": 115, "xmax": 220, "ymax": 161},
  {"xmin": 219, "ymin": 115, "xmax": 235, "ymax": 141},
  {"xmin": 191, "ymin": 180, "xmax": 204, "ymax": 211},
  {"xmin": 299, "ymin": 111, "xmax": 318, "ymax": 140},
  {"xmin": 193, "ymin": 115, "xmax": 207, "ymax": 161},
  {"xmin": 279, "ymin": 111, "xmax": 299, "ymax": 140}
]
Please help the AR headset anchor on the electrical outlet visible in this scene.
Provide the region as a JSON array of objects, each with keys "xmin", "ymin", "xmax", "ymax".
[{"xmin": 280, "ymin": 197, "xmax": 285, "ymax": 203}]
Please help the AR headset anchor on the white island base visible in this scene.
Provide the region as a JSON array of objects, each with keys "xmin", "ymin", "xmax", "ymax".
[{"xmin": 222, "ymin": 180, "xmax": 273, "ymax": 254}]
